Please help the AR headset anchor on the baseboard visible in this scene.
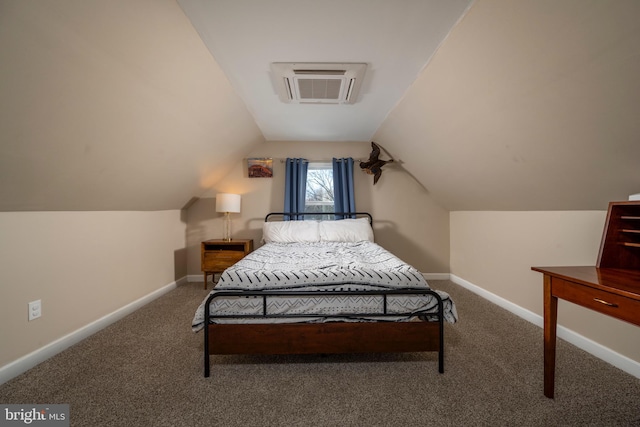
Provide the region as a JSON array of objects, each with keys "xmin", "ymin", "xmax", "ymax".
[
  {"xmin": 187, "ymin": 274, "xmax": 204, "ymax": 282},
  {"xmin": 421, "ymin": 273, "xmax": 451, "ymax": 281},
  {"xmin": 448, "ymin": 274, "xmax": 542, "ymax": 326},
  {"xmin": 0, "ymin": 277, "xmax": 187, "ymax": 386},
  {"xmin": 449, "ymin": 274, "xmax": 640, "ymax": 380}
]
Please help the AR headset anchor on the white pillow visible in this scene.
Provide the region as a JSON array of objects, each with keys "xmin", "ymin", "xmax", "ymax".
[
  {"xmin": 319, "ymin": 218, "xmax": 374, "ymax": 242},
  {"xmin": 262, "ymin": 220, "xmax": 320, "ymax": 243}
]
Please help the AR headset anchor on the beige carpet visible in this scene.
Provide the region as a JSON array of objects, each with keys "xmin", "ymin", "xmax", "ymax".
[{"xmin": 1, "ymin": 280, "xmax": 639, "ymax": 426}]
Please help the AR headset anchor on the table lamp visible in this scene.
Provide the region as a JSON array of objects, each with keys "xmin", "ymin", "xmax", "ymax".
[{"xmin": 216, "ymin": 193, "xmax": 241, "ymax": 241}]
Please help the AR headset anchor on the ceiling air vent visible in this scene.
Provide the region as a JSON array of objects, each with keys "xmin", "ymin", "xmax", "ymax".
[{"xmin": 271, "ymin": 63, "xmax": 367, "ymax": 104}]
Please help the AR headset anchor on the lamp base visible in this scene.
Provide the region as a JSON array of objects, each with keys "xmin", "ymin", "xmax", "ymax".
[{"xmin": 222, "ymin": 212, "xmax": 232, "ymax": 241}]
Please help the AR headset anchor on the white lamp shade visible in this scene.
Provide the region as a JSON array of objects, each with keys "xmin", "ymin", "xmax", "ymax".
[{"xmin": 216, "ymin": 193, "xmax": 241, "ymax": 213}]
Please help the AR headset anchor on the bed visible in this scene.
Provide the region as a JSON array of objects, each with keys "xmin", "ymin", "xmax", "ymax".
[{"xmin": 192, "ymin": 212, "xmax": 458, "ymax": 377}]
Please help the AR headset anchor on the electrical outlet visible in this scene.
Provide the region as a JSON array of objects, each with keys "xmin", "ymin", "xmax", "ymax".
[{"xmin": 28, "ymin": 300, "xmax": 41, "ymax": 321}]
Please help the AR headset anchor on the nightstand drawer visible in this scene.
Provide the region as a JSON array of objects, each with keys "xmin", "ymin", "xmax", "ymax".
[
  {"xmin": 203, "ymin": 251, "xmax": 244, "ymax": 271},
  {"xmin": 552, "ymin": 277, "xmax": 640, "ymax": 325}
]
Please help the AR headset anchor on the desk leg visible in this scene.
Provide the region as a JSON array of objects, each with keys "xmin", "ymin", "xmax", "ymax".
[{"xmin": 543, "ymin": 274, "xmax": 558, "ymax": 398}]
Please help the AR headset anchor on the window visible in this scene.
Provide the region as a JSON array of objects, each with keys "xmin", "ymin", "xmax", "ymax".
[{"xmin": 305, "ymin": 162, "xmax": 334, "ymax": 215}]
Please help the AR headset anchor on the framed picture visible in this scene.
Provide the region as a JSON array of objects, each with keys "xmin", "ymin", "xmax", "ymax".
[{"xmin": 247, "ymin": 158, "xmax": 273, "ymax": 178}]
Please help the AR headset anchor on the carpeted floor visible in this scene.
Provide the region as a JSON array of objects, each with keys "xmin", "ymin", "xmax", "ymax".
[{"xmin": 1, "ymin": 280, "xmax": 639, "ymax": 426}]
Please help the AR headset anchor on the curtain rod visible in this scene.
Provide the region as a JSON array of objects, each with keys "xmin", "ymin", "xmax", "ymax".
[{"xmin": 277, "ymin": 158, "xmax": 367, "ymax": 163}]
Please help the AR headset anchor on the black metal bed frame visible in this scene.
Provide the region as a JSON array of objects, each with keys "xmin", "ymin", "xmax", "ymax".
[
  {"xmin": 202, "ymin": 212, "xmax": 445, "ymax": 377},
  {"xmin": 204, "ymin": 289, "xmax": 444, "ymax": 377},
  {"xmin": 265, "ymin": 211, "xmax": 373, "ymax": 224}
]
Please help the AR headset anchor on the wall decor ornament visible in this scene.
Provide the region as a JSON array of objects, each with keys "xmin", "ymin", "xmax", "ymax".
[
  {"xmin": 247, "ymin": 158, "xmax": 273, "ymax": 178},
  {"xmin": 359, "ymin": 142, "xmax": 393, "ymax": 185}
]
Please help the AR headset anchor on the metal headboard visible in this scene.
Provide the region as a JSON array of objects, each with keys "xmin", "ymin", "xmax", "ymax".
[{"xmin": 265, "ymin": 212, "xmax": 373, "ymax": 225}]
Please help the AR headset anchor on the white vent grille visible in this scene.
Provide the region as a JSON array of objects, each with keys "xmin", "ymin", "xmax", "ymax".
[
  {"xmin": 298, "ymin": 78, "xmax": 342, "ymax": 100},
  {"xmin": 271, "ymin": 63, "xmax": 367, "ymax": 104}
]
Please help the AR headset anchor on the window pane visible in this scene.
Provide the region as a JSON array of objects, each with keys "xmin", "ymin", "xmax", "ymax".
[{"xmin": 305, "ymin": 163, "xmax": 333, "ymax": 217}]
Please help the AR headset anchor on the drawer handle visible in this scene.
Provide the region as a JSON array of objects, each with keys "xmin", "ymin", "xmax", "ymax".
[{"xmin": 593, "ymin": 298, "xmax": 618, "ymax": 308}]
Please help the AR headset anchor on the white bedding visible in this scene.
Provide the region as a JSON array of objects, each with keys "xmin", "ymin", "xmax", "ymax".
[{"xmin": 192, "ymin": 241, "xmax": 457, "ymax": 331}]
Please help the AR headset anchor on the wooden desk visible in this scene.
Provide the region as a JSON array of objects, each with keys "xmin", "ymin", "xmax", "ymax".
[{"xmin": 531, "ymin": 266, "xmax": 640, "ymax": 398}]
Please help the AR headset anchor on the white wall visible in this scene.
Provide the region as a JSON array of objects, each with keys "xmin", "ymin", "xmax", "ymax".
[
  {"xmin": 0, "ymin": 210, "xmax": 186, "ymax": 372},
  {"xmin": 450, "ymin": 211, "xmax": 640, "ymax": 369}
]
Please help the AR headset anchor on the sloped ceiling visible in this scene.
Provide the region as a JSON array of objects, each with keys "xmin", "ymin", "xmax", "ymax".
[
  {"xmin": 375, "ymin": 0, "xmax": 640, "ymax": 210},
  {"xmin": 0, "ymin": 0, "xmax": 263, "ymax": 211},
  {"xmin": 1, "ymin": 0, "xmax": 639, "ymax": 212}
]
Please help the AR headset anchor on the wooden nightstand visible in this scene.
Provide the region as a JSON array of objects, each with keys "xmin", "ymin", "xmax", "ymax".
[{"xmin": 201, "ymin": 239, "xmax": 253, "ymax": 289}]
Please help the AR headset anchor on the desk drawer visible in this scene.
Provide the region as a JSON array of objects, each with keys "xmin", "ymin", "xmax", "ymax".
[{"xmin": 552, "ymin": 277, "xmax": 640, "ymax": 327}]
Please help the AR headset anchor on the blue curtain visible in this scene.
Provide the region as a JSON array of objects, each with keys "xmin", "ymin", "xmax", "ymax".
[
  {"xmin": 333, "ymin": 157, "xmax": 356, "ymax": 219},
  {"xmin": 284, "ymin": 158, "xmax": 309, "ymax": 220}
]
